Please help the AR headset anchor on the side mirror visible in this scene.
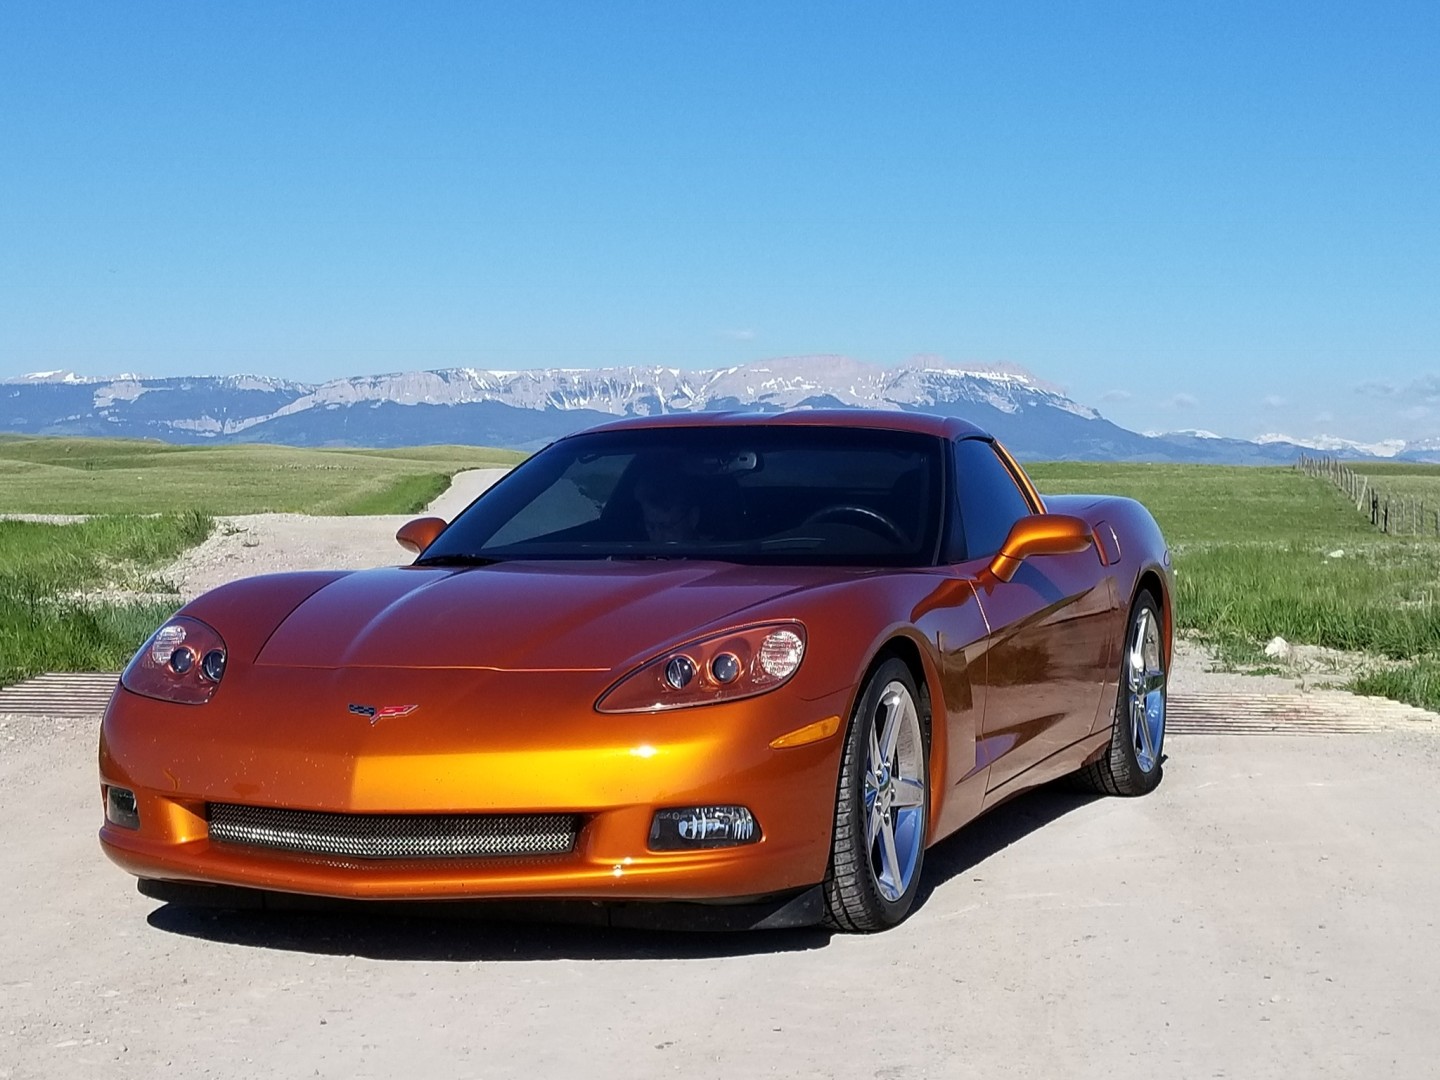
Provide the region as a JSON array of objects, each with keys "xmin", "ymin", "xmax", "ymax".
[
  {"xmin": 396, "ymin": 516, "xmax": 447, "ymax": 555},
  {"xmin": 987, "ymin": 514, "xmax": 1093, "ymax": 583}
]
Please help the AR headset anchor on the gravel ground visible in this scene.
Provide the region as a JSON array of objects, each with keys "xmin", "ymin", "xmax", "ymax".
[
  {"xmin": 160, "ymin": 468, "xmax": 507, "ymax": 600},
  {"xmin": 4, "ymin": 714, "xmax": 1438, "ymax": 1079}
]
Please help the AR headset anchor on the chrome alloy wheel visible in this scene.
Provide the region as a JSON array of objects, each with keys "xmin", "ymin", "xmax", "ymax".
[
  {"xmin": 862, "ymin": 681, "xmax": 927, "ymax": 902},
  {"xmin": 1126, "ymin": 607, "xmax": 1166, "ymax": 774}
]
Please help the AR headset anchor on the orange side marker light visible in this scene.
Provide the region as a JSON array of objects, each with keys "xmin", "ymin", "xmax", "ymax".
[{"xmin": 769, "ymin": 715, "xmax": 841, "ymax": 750}]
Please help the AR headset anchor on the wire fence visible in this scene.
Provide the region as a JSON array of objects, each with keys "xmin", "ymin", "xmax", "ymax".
[{"xmin": 1297, "ymin": 454, "xmax": 1438, "ymax": 536}]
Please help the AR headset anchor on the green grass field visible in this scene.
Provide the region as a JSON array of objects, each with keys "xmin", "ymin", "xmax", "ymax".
[
  {"xmin": 0, "ymin": 437, "xmax": 526, "ymax": 515},
  {"xmin": 1352, "ymin": 460, "xmax": 1440, "ymax": 481},
  {"xmin": 1346, "ymin": 461, "xmax": 1440, "ymax": 535},
  {"xmin": 1028, "ymin": 462, "xmax": 1379, "ymax": 545},
  {"xmin": 1032, "ymin": 463, "xmax": 1440, "ymax": 710}
]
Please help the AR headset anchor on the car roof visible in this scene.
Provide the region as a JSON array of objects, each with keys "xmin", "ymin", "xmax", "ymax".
[{"xmin": 570, "ymin": 409, "xmax": 992, "ymax": 441}]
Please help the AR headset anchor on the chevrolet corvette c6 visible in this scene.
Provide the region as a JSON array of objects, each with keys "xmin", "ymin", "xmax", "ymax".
[{"xmin": 99, "ymin": 410, "xmax": 1172, "ymax": 931}]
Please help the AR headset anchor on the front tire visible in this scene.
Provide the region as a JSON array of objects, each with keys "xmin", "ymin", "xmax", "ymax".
[
  {"xmin": 822, "ymin": 658, "xmax": 930, "ymax": 931},
  {"xmin": 1078, "ymin": 589, "xmax": 1166, "ymax": 796}
]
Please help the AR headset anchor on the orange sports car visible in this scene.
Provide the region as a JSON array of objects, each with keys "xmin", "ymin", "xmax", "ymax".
[{"xmin": 99, "ymin": 410, "xmax": 1172, "ymax": 931}]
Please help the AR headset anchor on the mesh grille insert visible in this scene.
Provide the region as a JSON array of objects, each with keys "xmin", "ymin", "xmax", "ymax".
[{"xmin": 207, "ymin": 803, "xmax": 580, "ymax": 859}]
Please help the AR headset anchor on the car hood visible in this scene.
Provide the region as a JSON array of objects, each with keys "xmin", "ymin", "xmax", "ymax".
[{"xmin": 255, "ymin": 560, "xmax": 862, "ymax": 672}]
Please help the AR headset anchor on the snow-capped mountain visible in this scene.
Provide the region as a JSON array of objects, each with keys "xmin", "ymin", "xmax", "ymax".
[
  {"xmin": 64, "ymin": 357, "xmax": 1094, "ymax": 426},
  {"xmin": 0, "ymin": 358, "xmax": 1426, "ymax": 463},
  {"xmin": 1145, "ymin": 428, "xmax": 1226, "ymax": 440},
  {"xmin": 1254, "ymin": 432, "xmax": 1408, "ymax": 459}
]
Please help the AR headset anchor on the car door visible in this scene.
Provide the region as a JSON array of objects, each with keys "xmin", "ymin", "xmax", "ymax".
[{"xmin": 950, "ymin": 438, "xmax": 1115, "ymax": 796}]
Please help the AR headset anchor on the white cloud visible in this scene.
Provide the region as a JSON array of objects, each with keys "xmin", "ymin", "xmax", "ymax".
[
  {"xmin": 1164, "ymin": 393, "xmax": 1198, "ymax": 410},
  {"xmin": 1356, "ymin": 379, "xmax": 1398, "ymax": 398},
  {"xmin": 1100, "ymin": 389, "xmax": 1131, "ymax": 402},
  {"xmin": 721, "ymin": 329, "xmax": 757, "ymax": 341},
  {"xmin": 1356, "ymin": 373, "xmax": 1440, "ymax": 404}
]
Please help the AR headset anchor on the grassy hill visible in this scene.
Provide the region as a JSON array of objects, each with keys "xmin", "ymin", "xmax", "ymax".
[{"xmin": 0, "ymin": 436, "xmax": 526, "ymax": 515}]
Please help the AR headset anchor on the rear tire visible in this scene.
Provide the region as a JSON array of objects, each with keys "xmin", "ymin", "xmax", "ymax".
[
  {"xmin": 1078, "ymin": 589, "xmax": 1166, "ymax": 796},
  {"xmin": 822, "ymin": 658, "xmax": 930, "ymax": 931}
]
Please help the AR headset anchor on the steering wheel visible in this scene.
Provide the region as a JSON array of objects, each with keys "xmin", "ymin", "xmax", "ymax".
[{"xmin": 800, "ymin": 504, "xmax": 907, "ymax": 545}]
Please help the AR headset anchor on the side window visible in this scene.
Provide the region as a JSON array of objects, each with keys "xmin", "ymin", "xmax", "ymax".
[{"xmin": 952, "ymin": 439, "xmax": 1034, "ymax": 559}]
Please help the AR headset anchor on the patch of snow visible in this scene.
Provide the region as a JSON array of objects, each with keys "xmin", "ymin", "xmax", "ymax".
[
  {"xmin": 1255, "ymin": 433, "xmax": 1406, "ymax": 457},
  {"xmin": 15, "ymin": 369, "xmax": 88, "ymax": 384}
]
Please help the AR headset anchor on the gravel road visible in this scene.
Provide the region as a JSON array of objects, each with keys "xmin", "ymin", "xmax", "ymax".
[
  {"xmin": 163, "ymin": 468, "xmax": 508, "ymax": 600},
  {"xmin": 5, "ymin": 466, "xmax": 1438, "ymax": 1078},
  {"xmin": 5, "ymin": 716, "xmax": 1438, "ymax": 1079}
]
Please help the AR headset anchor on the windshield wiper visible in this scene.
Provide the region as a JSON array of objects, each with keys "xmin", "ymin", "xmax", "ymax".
[{"xmin": 414, "ymin": 553, "xmax": 504, "ymax": 568}]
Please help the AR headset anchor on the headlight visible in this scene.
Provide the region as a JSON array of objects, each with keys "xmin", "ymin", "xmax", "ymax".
[
  {"xmin": 121, "ymin": 616, "xmax": 228, "ymax": 705},
  {"xmin": 595, "ymin": 622, "xmax": 805, "ymax": 713}
]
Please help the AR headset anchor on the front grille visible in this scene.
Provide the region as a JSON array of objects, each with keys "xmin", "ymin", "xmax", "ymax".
[{"xmin": 207, "ymin": 803, "xmax": 580, "ymax": 860}]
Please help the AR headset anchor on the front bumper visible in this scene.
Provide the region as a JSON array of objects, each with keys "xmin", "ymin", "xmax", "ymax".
[
  {"xmin": 135, "ymin": 878, "xmax": 826, "ymax": 930},
  {"xmin": 99, "ymin": 669, "xmax": 850, "ymax": 906}
]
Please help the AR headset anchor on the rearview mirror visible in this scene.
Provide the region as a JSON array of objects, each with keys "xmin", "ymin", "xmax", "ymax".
[
  {"xmin": 396, "ymin": 516, "xmax": 447, "ymax": 554},
  {"xmin": 988, "ymin": 514, "xmax": 1094, "ymax": 582}
]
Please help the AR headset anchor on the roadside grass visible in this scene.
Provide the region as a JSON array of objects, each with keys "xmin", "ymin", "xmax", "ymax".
[
  {"xmin": 1031, "ymin": 463, "xmax": 1440, "ymax": 712},
  {"xmin": 0, "ymin": 437, "xmax": 525, "ymax": 515},
  {"xmin": 1351, "ymin": 660, "xmax": 1440, "ymax": 712},
  {"xmin": 0, "ymin": 513, "xmax": 214, "ymax": 685},
  {"xmin": 339, "ymin": 472, "xmax": 454, "ymax": 516}
]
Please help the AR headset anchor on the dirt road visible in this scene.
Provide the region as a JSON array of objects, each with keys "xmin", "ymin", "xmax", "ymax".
[
  {"xmin": 5, "ymin": 715, "xmax": 1438, "ymax": 1079},
  {"xmin": 161, "ymin": 467, "xmax": 509, "ymax": 600}
]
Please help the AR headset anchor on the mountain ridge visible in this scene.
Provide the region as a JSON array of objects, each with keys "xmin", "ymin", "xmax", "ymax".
[{"xmin": 4, "ymin": 359, "xmax": 1432, "ymax": 464}]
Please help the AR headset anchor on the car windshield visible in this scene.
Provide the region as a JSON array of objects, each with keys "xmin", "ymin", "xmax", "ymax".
[{"xmin": 421, "ymin": 425, "xmax": 945, "ymax": 567}]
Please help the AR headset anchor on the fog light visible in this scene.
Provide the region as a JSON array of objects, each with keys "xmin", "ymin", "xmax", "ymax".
[
  {"xmin": 648, "ymin": 805, "xmax": 760, "ymax": 850},
  {"xmin": 105, "ymin": 786, "xmax": 140, "ymax": 830}
]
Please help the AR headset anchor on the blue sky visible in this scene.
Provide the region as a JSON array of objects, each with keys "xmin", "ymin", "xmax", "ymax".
[{"xmin": 2, "ymin": 1, "xmax": 1436, "ymax": 443}]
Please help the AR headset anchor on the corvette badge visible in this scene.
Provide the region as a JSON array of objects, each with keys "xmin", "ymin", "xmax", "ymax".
[{"xmin": 348, "ymin": 703, "xmax": 419, "ymax": 725}]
